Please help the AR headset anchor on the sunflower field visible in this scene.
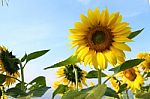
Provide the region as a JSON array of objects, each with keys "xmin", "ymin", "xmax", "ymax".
[{"xmin": 0, "ymin": 0, "xmax": 150, "ymax": 99}]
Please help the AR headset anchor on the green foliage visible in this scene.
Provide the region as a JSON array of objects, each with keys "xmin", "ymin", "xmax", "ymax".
[
  {"xmin": 146, "ymin": 72, "xmax": 150, "ymax": 77},
  {"xmin": 128, "ymin": 28, "xmax": 144, "ymax": 39},
  {"xmin": 135, "ymin": 92, "xmax": 150, "ymax": 99},
  {"xmin": 0, "ymin": 74, "xmax": 6, "ymax": 84},
  {"xmin": 44, "ymin": 55, "xmax": 79, "ymax": 69},
  {"xmin": 25, "ymin": 49, "xmax": 50, "ymax": 63},
  {"xmin": 28, "ymin": 76, "xmax": 50, "ymax": 97},
  {"xmin": 118, "ymin": 84, "xmax": 127, "ymax": 93},
  {"xmin": 6, "ymin": 88, "xmax": 28, "ymax": 98},
  {"xmin": 86, "ymin": 70, "xmax": 107, "ymax": 78},
  {"xmin": 62, "ymin": 84, "xmax": 107, "ymax": 99},
  {"xmin": 52, "ymin": 85, "xmax": 69, "ymax": 99},
  {"xmin": 30, "ymin": 86, "xmax": 50, "ymax": 97},
  {"xmin": 109, "ymin": 59, "xmax": 144, "ymax": 74},
  {"xmin": 21, "ymin": 53, "xmax": 27, "ymax": 62},
  {"xmin": 105, "ymin": 87, "xmax": 119, "ymax": 98},
  {"xmin": 28, "ymin": 76, "xmax": 46, "ymax": 90}
]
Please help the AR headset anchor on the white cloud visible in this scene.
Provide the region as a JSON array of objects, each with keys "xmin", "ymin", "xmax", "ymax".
[{"xmin": 78, "ymin": 0, "xmax": 91, "ymax": 5}]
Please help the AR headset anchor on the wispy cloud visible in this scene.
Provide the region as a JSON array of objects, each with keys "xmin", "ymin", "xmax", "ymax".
[{"xmin": 77, "ymin": 0, "xmax": 91, "ymax": 5}]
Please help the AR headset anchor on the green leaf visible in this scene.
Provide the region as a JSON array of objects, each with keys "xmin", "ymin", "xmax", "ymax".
[
  {"xmin": 52, "ymin": 85, "xmax": 69, "ymax": 99},
  {"xmin": 135, "ymin": 92, "xmax": 150, "ymax": 99},
  {"xmin": 0, "ymin": 74, "xmax": 6, "ymax": 84},
  {"xmin": 30, "ymin": 86, "xmax": 51, "ymax": 97},
  {"xmin": 6, "ymin": 88, "xmax": 28, "ymax": 98},
  {"xmin": 44, "ymin": 55, "xmax": 79, "ymax": 70},
  {"xmin": 86, "ymin": 70, "xmax": 107, "ymax": 78},
  {"xmin": 128, "ymin": 28, "xmax": 144, "ymax": 39},
  {"xmin": 118, "ymin": 84, "xmax": 127, "ymax": 93},
  {"xmin": 28, "ymin": 76, "xmax": 50, "ymax": 97},
  {"xmin": 146, "ymin": 72, "xmax": 150, "ymax": 77},
  {"xmin": 109, "ymin": 59, "xmax": 144, "ymax": 74},
  {"xmin": 28, "ymin": 76, "xmax": 46, "ymax": 91},
  {"xmin": 104, "ymin": 87, "xmax": 119, "ymax": 98},
  {"xmin": 26, "ymin": 49, "xmax": 49, "ymax": 63},
  {"xmin": 62, "ymin": 84, "xmax": 107, "ymax": 99},
  {"xmin": 86, "ymin": 84, "xmax": 107, "ymax": 99},
  {"xmin": 21, "ymin": 53, "xmax": 27, "ymax": 62}
]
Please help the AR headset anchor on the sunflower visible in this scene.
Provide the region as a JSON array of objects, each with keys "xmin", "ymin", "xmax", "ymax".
[
  {"xmin": 137, "ymin": 52, "xmax": 150, "ymax": 72},
  {"xmin": 52, "ymin": 64, "xmax": 87, "ymax": 90},
  {"xmin": 69, "ymin": 7, "xmax": 132, "ymax": 70},
  {"xmin": 0, "ymin": 46, "xmax": 20, "ymax": 86},
  {"xmin": 110, "ymin": 77, "xmax": 121, "ymax": 92},
  {"xmin": 120, "ymin": 68, "xmax": 144, "ymax": 92}
]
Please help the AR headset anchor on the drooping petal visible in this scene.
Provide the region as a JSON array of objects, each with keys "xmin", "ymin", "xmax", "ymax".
[{"xmin": 112, "ymin": 42, "xmax": 131, "ymax": 51}]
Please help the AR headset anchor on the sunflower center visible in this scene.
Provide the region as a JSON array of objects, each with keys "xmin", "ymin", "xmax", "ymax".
[
  {"xmin": 92, "ymin": 31, "xmax": 105, "ymax": 44},
  {"xmin": 64, "ymin": 64, "xmax": 83, "ymax": 83},
  {"xmin": 123, "ymin": 68, "xmax": 137, "ymax": 81},
  {"xmin": 87, "ymin": 26, "xmax": 113, "ymax": 52}
]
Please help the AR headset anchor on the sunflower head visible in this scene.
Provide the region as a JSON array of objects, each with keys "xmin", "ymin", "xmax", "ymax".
[
  {"xmin": 69, "ymin": 7, "xmax": 132, "ymax": 70},
  {"xmin": 53, "ymin": 64, "xmax": 87, "ymax": 90},
  {"xmin": 0, "ymin": 46, "xmax": 20, "ymax": 86},
  {"xmin": 121, "ymin": 68, "xmax": 144, "ymax": 92},
  {"xmin": 0, "ymin": 46, "xmax": 19, "ymax": 74},
  {"xmin": 137, "ymin": 52, "xmax": 150, "ymax": 72}
]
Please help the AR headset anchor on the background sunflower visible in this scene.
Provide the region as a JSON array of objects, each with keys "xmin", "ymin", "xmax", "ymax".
[{"xmin": 0, "ymin": 46, "xmax": 20, "ymax": 86}]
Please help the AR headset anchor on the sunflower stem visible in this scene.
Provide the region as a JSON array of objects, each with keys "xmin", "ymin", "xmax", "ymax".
[
  {"xmin": 74, "ymin": 66, "xmax": 78, "ymax": 91},
  {"xmin": 19, "ymin": 61, "xmax": 25, "ymax": 92},
  {"xmin": 98, "ymin": 69, "xmax": 101, "ymax": 85}
]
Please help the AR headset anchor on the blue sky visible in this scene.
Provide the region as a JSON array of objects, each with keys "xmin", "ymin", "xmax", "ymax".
[{"xmin": 0, "ymin": 0, "xmax": 150, "ymax": 97}]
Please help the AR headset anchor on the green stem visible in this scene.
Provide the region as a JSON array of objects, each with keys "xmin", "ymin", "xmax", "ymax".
[
  {"xmin": 126, "ymin": 90, "xmax": 129, "ymax": 99},
  {"xmin": 98, "ymin": 69, "xmax": 101, "ymax": 85},
  {"xmin": 74, "ymin": 67, "xmax": 78, "ymax": 91},
  {"xmin": 103, "ymin": 74, "xmax": 115, "ymax": 84},
  {"xmin": 19, "ymin": 61, "xmax": 25, "ymax": 92}
]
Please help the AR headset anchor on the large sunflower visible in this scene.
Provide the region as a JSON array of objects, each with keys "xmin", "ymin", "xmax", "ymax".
[
  {"xmin": 52, "ymin": 64, "xmax": 87, "ymax": 90},
  {"xmin": 69, "ymin": 7, "xmax": 132, "ymax": 69},
  {"xmin": 0, "ymin": 46, "xmax": 20, "ymax": 86},
  {"xmin": 137, "ymin": 52, "xmax": 150, "ymax": 72},
  {"xmin": 120, "ymin": 68, "xmax": 144, "ymax": 92}
]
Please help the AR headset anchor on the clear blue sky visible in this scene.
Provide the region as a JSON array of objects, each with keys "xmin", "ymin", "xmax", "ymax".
[{"xmin": 0, "ymin": 0, "xmax": 150, "ymax": 97}]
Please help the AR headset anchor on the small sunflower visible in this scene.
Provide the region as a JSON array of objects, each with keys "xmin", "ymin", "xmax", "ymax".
[
  {"xmin": 137, "ymin": 52, "xmax": 150, "ymax": 72},
  {"xmin": 0, "ymin": 46, "xmax": 20, "ymax": 86},
  {"xmin": 120, "ymin": 68, "xmax": 144, "ymax": 92},
  {"xmin": 69, "ymin": 7, "xmax": 132, "ymax": 70},
  {"xmin": 53, "ymin": 64, "xmax": 87, "ymax": 90},
  {"xmin": 110, "ymin": 77, "xmax": 121, "ymax": 92}
]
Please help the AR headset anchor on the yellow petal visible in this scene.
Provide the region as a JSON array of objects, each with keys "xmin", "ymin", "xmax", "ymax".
[
  {"xmin": 112, "ymin": 22, "xmax": 129, "ymax": 32},
  {"xmin": 100, "ymin": 10, "xmax": 105, "ymax": 26},
  {"xmin": 110, "ymin": 46, "xmax": 125, "ymax": 57},
  {"xmin": 80, "ymin": 14, "xmax": 90, "ymax": 26},
  {"xmin": 112, "ymin": 42, "xmax": 131, "ymax": 51},
  {"xmin": 113, "ymin": 37, "xmax": 133, "ymax": 42},
  {"xmin": 68, "ymin": 35, "xmax": 85, "ymax": 40},
  {"xmin": 75, "ymin": 46, "xmax": 87, "ymax": 54},
  {"xmin": 94, "ymin": 7, "xmax": 100, "ymax": 24},
  {"xmin": 103, "ymin": 7, "xmax": 109, "ymax": 26},
  {"xmin": 77, "ymin": 47, "xmax": 89, "ymax": 61},
  {"xmin": 84, "ymin": 50, "xmax": 94, "ymax": 66},
  {"xmin": 87, "ymin": 8, "xmax": 95, "ymax": 25},
  {"xmin": 104, "ymin": 50, "xmax": 117, "ymax": 66},
  {"xmin": 108, "ymin": 12, "xmax": 119, "ymax": 27},
  {"xmin": 97, "ymin": 52, "xmax": 107, "ymax": 69}
]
